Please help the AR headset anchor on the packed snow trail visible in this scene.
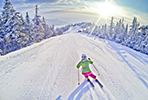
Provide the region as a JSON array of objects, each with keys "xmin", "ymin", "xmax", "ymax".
[{"xmin": 0, "ymin": 26, "xmax": 148, "ymax": 100}]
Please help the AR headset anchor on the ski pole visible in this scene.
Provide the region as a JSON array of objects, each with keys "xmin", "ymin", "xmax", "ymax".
[
  {"xmin": 92, "ymin": 64, "xmax": 100, "ymax": 76},
  {"xmin": 88, "ymin": 58, "xmax": 100, "ymax": 76},
  {"xmin": 78, "ymin": 69, "xmax": 80, "ymax": 85}
]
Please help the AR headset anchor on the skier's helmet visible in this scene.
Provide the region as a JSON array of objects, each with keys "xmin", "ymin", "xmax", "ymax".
[{"xmin": 81, "ymin": 54, "xmax": 87, "ymax": 59}]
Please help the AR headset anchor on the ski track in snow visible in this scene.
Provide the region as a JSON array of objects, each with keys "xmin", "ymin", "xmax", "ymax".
[{"xmin": 0, "ymin": 26, "xmax": 148, "ymax": 100}]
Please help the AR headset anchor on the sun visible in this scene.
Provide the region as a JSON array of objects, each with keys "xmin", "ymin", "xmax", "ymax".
[{"xmin": 92, "ymin": 1, "xmax": 119, "ymax": 17}]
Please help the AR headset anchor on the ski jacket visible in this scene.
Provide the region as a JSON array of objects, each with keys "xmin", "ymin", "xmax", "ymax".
[{"xmin": 77, "ymin": 59, "xmax": 93, "ymax": 73}]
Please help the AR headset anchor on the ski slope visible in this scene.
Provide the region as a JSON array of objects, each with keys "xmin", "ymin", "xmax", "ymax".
[{"xmin": 0, "ymin": 26, "xmax": 148, "ymax": 100}]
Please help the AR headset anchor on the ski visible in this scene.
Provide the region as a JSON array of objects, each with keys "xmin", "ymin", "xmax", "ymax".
[
  {"xmin": 87, "ymin": 78, "xmax": 95, "ymax": 88},
  {"xmin": 95, "ymin": 79, "xmax": 103, "ymax": 88}
]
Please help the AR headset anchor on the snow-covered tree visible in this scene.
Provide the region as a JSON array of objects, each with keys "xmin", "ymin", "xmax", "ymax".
[
  {"xmin": 124, "ymin": 24, "xmax": 128, "ymax": 36},
  {"xmin": 115, "ymin": 18, "xmax": 125, "ymax": 43},
  {"xmin": 90, "ymin": 24, "xmax": 99, "ymax": 35},
  {"xmin": 108, "ymin": 17, "xmax": 115, "ymax": 40},
  {"xmin": 140, "ymin": 34, "xmax": 148, "ymax": 54},
  {"xmin": 0, "ymin": 15, "xmax": 3, "ymax": 37},
  {"xmin": 0, "ymin": 15, "xmax": 4, "ymax": 55},
  {"xmin": 95, "ymin": 26, "xmax": 101, "ymax": 37},
  {"xmin": 42, "ymin": 17, "xmax": 53, "ymax": 39},
  {"xmin": 26, "ymin": 12, "xmax": 30, "ymax": 24},
  {"xmin": 2, "ymin": 0, "xmax": 16, "ymax": 24},
  {"xmin": 55, "ymin": 28, "xmax": 64, "ymax": 35},
  {"xmin": 0, "ymin": 15, "xmax": 2, "ymax": 26},
  {"xmin": 64, "ymin": 25, "xmax": 71, "ymax": 32},
  {"xmin": 98, "ymin": 25, "xmax": 106, "ymax": 39},
  {"xmin": 24, "ymin": 12, "xmax": 34, "ymax": 45},
  {"xmin": 121, "ymin": 24, "xmax": 128, "ymax": 44},
  {"xmin": 50, "ymin": 25, "xmax": 54, "ymax": 31},
  {"xmin": 57, "ymin": 25, "xmax": 72, "ymax": 35},
  {"xmin": 83, "ymin": 26, "xmax": 91, "ymax": 34},
  {"xmin": 133, "ymin": 25, "xmax": 148, "ymax": 52},
  {"xmin": 32, "ymin": 5, "xmax": 45, "ymax": 42},
  {"xmin": 103, "ymin": 24, "xmax": 108, "ymax": 39},
  {"xmin": 139, "ymin": 25, "xmax": 148, "ymax": 35},
  {"xmin": 1, "ymin": 0, "xmax": 28, "ymax": 54},
  {"xmin": 123, "ymin": 17, "xmax": 140, "ymax": 48}
]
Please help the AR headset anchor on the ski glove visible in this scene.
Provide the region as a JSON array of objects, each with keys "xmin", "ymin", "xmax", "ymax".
[{"xmin": 88, "ymin": 58, "xmax": 91, "ymax": 60}]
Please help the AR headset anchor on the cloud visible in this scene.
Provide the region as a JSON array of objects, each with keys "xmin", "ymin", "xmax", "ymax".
[
  {"xmin": 1, "ymin": 0, "xmax": 147, "ymax": 26},
  {"xmin": 82, "ymin": 1, "xmax": 148, "ymax": 25},
  {"xmin": 25, "ymin": 0, "xmax": 60, "ymax": 3},
  {"xmin": 6, "ymin": 0, "xmax": 62, "ymax": 5},
  {"xmin": 45, "ymin": 18, "xmax": 70, "ymax": 27},
  {"xmin": 23, "ymin": 0, "xmax": 80, "ymax": 4}
]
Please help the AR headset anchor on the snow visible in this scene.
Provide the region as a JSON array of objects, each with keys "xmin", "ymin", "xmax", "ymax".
[
  {"xmin": 0, "ymin": 38, "xmax": 3, "ymax": 42},
  {"xmin": 139, "ymin": 25, "xmax": 146, "ymax": 29},
  {"xmin": 1, "ymin": 0, "xmax": 148, "ymax": 55},
  {"xmin": 0, "ymin": 26, "xmax": 148, "ymax": 100}
]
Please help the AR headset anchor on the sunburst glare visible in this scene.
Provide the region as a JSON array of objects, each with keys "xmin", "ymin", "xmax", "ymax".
[{"xmin": 91, "ymin": 1, "xmax": 120, "ymax": 18}]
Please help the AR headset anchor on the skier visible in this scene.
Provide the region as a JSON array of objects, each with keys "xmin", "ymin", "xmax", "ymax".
[{"xmin": 77, "ymin": 54, "xmax": 98, "ymax": 82}]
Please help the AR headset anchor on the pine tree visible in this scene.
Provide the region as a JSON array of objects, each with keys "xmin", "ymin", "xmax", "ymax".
[
  {"xmin": 50, "ymin": 25, "xmax": 54, "ymax": 32},
  {"xmin": 141, "ymin": 34, "xmax": 148, "ymax": 54},
  {"xmin": 42, "ymin": 17, "xmax": 53, "ymax": 39},
  {"xmin": 134, "ymin": 26, "xmax": 148, "ymax": 53},
  {"xmin": 96, "ymin": 26, "xmax": 101, "ymax": 37},
  {"xmin": 24, "ymin": 12, "xmax": 34, "ymax": 45},
  {"xmin": 0, "ymin": 15, "xmax": 2, "ymax": 27},
  {"xmin": 100, "ymin": 24, "xmax": 108, "ymax": 39},
  {"xmin": 1, "ymin": 0, "xmax": 28, "ymax": 54},
  {"xmin": 124, "ymin": 24, "xmax": 128, "ymax": 36},
  {"xmin": 0, "ymin": 15, "xmax": 3, "ymax": 38},
  {"xmin": 99, "ymin": 25, "xmax": 104, "ymax": 39},
  {"xmin": 115, "ymin": 18, "xmax": 125, "ymax": 43},
  {"xmin": 123, "ymin": 17, "xmax": 140, "ymax": 48},
  {"xmin": 32, "ymin": 5, "xmax": 45, "ymax": 42},
  {"xmin": 26, "ymin": 12, "xmax": 30, "ymax": 24},
  {"xmin": 115, "ymin": 19, "xmax": 121, "ymax": 42},
  {"xmin": 90, "ymin": 23, "xmax": 98, "ymax": 35},
  {"xmin": 121, "ymin": 24, "xmax": 128, "ymax": 44},
  {"xmin": 1, "ymin": 0, "xmax": 16, "ymax": 54},
  {"xmin": 0, "ymin": 15, "xmax": 4, "ymax": 55},
  {"xmin": 2, "ymin": 0, "xmax": 16, "ymax": 24},
  {"xmin": 108, "ymin": 17, "xmax": 115, "ymax": 40},
  {"xmin": 55, "ymin": 28, "xmax": 63, "ymax": 35}
]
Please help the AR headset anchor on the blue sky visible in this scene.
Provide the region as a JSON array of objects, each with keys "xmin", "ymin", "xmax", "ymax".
[
  {"xmin": 0, "ymin": 0, "xmax": 148, "ymax": 27},
  {"xmin": 114, "ymin": 0, "xmax": 148, "ymax": 13}
]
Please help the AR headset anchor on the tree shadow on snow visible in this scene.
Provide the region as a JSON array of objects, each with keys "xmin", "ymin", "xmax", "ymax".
[
  {"xmin": 67, "ymin": 79, "xmax": 90, "ymax": 100},
  {"xmin": 108, "ymin": 41, "xmax": 148, "ymax": 89},
  {"xmin": 55, "ymin": 95, "xmax": 62, "ymax": 100}
]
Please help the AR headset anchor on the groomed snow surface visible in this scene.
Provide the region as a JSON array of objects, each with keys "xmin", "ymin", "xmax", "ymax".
[{"xmin": 0, "ymin": 26, "xmax": 148, "ymax": 100}]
